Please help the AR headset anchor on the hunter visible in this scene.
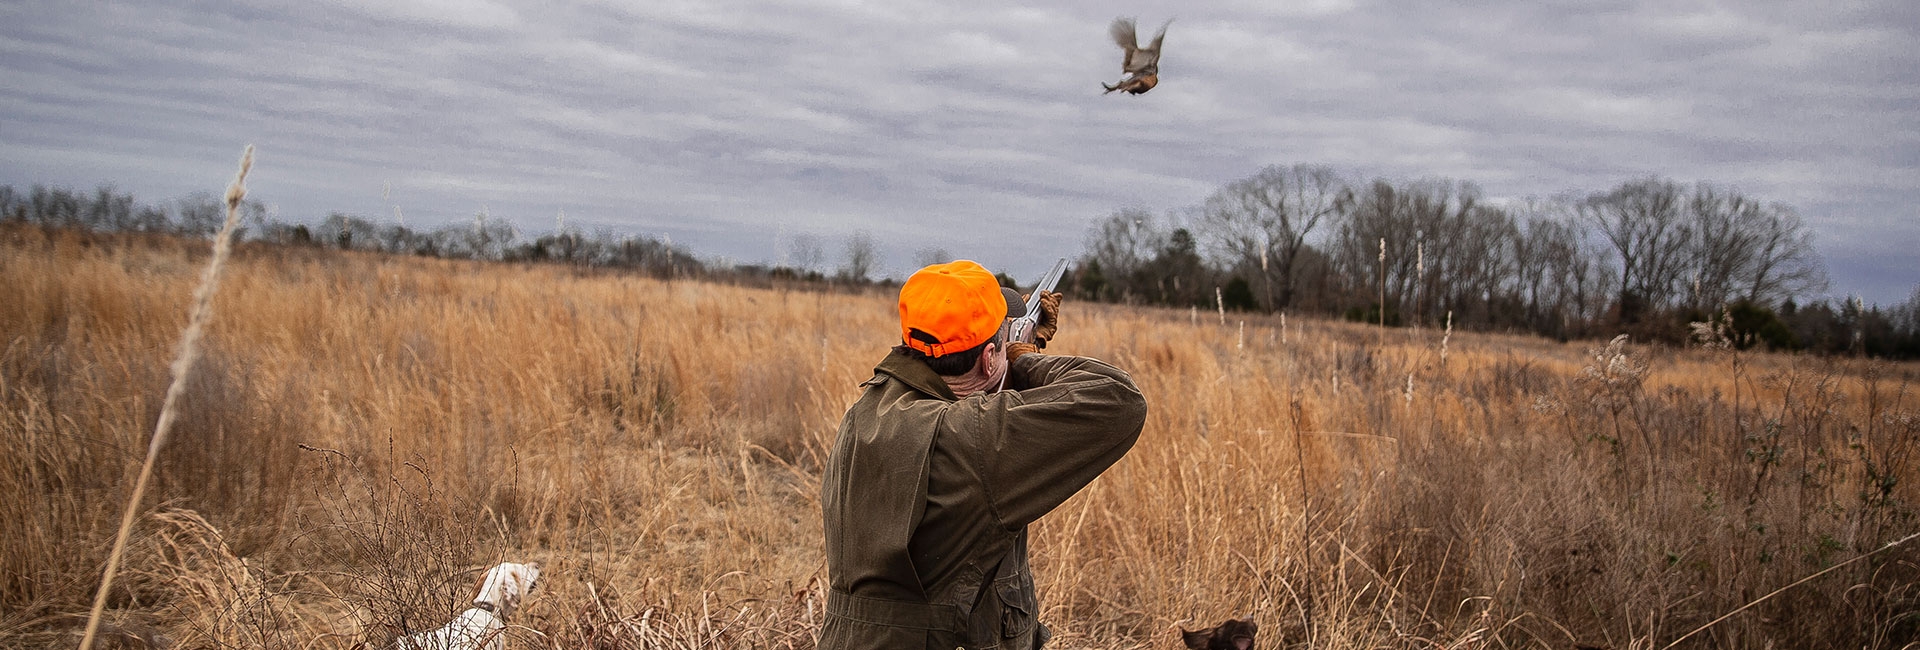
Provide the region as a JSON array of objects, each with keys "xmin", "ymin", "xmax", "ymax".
[{"xmin": 819, "ymin": 260, "xmax": 1149, "ymax": 649}]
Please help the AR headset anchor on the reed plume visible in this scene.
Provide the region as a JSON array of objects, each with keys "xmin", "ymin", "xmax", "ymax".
[{"xmin": 79, "ymin": 145, "xmax": 254, "ymax": 650}]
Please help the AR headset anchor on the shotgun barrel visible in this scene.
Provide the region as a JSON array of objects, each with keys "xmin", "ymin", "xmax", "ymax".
[
  {"xmin": 997, "ymin": 257, "xmax": 1067, "ymax": 392},
  {"xmin": 1006, "ymin": 257, "xmax": 1069, "ymax": 347}
]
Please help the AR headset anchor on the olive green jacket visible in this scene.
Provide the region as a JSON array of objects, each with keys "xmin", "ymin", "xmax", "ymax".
[{"xmin": 819, "ymin": 349, "xmax": 1148, "ymax": 650}]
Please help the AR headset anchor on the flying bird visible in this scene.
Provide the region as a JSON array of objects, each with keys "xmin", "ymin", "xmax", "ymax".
[{"xmin": 1103, "ymin": 17, "xmax": 1171, "ymax": 95}]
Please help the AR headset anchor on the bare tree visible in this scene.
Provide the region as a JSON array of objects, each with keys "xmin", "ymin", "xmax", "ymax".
[
  {"xmin": 913, "ymin": 247, "xmax": 953, "ymax": 269},
  {"xmin": 1332, "ymin": 180, "xmax": 1415, "ymax": 313},
  {"xmin": 320, "ymin": 213, "xmax": 382, "ymax": 251},
  {"xmin": 1327, "ymin": 178, "xmax": 1536, "ymax": 327},
  {"xmin": 1511, "ymin": 199, "xmax": 1564, "ymax": 329},
  {"xmin": 789, "ymin": 233, "xmax": 825, "ymax": 272},
  {"xmin": 1895, "ymin": 286, "xmax": 1920, "ymax": 338},
  {"xmin": 1081, "ymin": 208, "xmax": 1166, "ymax": 303},
  {"xmin": 1439, "ymin": 203, "xmax": 1518, "ymax": 325},
  {"xmin": 381, "ymin": 223, "xmax": 426, "ymax": 256},
  {"xmin": 1578, "ymin": 178, "xmax": 1694, "ymax": 323},
  {"xmin": 466, "ymin": 213, "xmax": 517, "ymax": 261},
  {"xmin": 174, "ymin": 193, "xmax": 225, "ymax": 237},
  {"xmin": 1195, "ymin": 164, "xmax": 1351, "ymax": 311},
  {"xmin": 1740, "ymin": 203, "xmax": 1827, "ymax": 307},
  {"xmin": 1685, "ymin": 183, "xmax": 1765, "ymax": 311},
  {"xmin": 131, "ymin": 205, "xmax": 170, "ymax": 233},
  {"xmin": 1334, "ymin": 179, "xmax": 1465, "ymax": 322},
  {"xmin": 839, "ymin": 230, "xmax": 879, "ymax": 283},
  {"xmin": 1556, "ymin": 236, "xmax": 1618, "ymax": 337},
  {"xmin": 1513, "ymin": 203, "xmax": 1615, "ymax": 337},
  {"xmin": 1141, "ymin": 227, "xmax": 1210, "ymax": 307},
  {"xmin": 1402, "ymin": 180, "xmax": 1501, "ymax": 325},
  {"xmin": 28, "ymin": 185, "xmax": 83, "ymax": 228},
  {"xmin": 88, "ymin": 185, "xmax": 135, "ymax": 232},
  {"xmin": 1608, "ymin": 181, "xmax": 1828, "ymax": 317}
]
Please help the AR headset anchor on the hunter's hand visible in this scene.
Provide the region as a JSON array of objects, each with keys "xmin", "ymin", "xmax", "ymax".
[
  {"xmin": 1033, "ymin": 291, "xmax": 1061, "ymax": 348},
  {"xmin": 1006, "ymin": 341, "xmax": 1040, "ymax": 363}
]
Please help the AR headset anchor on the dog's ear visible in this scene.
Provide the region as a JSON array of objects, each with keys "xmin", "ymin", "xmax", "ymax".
[
  {"xmin": 502, "ymin": 573, "xmax": 521, "ymax": 610},
  {"xmin": 502, "ymin": 563, "xmax": 541, "ymax": 613},
  {"xmin": 513, "ymin": 563, "xmax": 540, "ymax": 598},
  {"xmin": 1181, "ymin": 628, "xmax": 1214, "ymax": 650}
]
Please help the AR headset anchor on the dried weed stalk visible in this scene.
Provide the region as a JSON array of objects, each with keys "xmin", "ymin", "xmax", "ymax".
[{"xmin": 79, "ymin": 145, "xmax": 253, "ymax": 650}]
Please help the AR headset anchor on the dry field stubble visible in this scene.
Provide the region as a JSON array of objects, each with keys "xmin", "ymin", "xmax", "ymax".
[{"xmin": 3, "ymin": 223, "xmax": 1917, "ymax": 649}]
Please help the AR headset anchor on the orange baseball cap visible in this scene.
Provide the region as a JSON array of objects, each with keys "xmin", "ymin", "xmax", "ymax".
[{"xmin": 899, "ymin": 260, "xmax": 1026, "ymax": 357}]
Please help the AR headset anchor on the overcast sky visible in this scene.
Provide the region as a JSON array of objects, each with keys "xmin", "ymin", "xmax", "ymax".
[{"xmin": 2, "ymin": 0, "xmax": 1915, "ymax": 304}]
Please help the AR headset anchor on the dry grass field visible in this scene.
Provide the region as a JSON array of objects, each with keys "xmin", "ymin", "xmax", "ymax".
[{"xmin": 3, "ymin": 222, "xmax": 1917, "ymax": 649}]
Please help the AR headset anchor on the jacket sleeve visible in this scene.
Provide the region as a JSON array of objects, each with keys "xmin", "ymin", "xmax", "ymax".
[{"xmin": 943, "ymin": 354, "xmax": 1148, "ymax": 529}]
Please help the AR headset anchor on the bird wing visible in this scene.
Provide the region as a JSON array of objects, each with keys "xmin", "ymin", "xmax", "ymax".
[
  {"xmin": 1146, "ymin": 19, "xmax": 1171, "ymax": 55},
  {"xmin": 1110, "ymin": 17, "xmax": 1144, "ymax": 71},
  {"xmin": 1110, "ymin": 17, "xmax": 1139, "ymax": 50},
  {"xmin": 1113, "ymin": 17, "xmax": 1169, "ymax": 74},
  {"xmin": 1130, "ymin": 19, "xmax": 1169, "ymax": 71}
]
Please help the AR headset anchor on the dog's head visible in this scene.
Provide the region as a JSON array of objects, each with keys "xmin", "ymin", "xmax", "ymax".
[
  {"xmin": 471, "ymin": 561, "xmax": 541, "ymax": 618},
  {"xmin": 1181, "ymin": 617, "xmax": 1256, "ymax": 650}
]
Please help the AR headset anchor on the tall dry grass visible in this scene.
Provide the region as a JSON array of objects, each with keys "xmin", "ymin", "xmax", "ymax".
[{"xmin": 3, "ymin": 222, "xmax": 1917, "ymax": 648}]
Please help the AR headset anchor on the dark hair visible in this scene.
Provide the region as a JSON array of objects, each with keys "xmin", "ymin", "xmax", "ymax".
[{"xmin": 900, "ymin": 329, "xmax": 1002, "ymax": 376}]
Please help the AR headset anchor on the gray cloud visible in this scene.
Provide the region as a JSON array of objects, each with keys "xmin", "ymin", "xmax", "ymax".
[{"xmin": 1, "ymin": 0, "xmax": 1914, "ymax": 302}]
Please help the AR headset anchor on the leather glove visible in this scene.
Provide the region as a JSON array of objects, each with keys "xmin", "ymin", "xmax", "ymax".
[
  {"xmin": 1032, "ymin": 291, "xmax": 1061, "ymax": 348},
  {"xmin": 1006, "ymin": 341, "xmax": 1041, "ymax": 364}
]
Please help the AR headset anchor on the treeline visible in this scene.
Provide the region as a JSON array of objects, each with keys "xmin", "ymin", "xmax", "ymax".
[
  {"xmin": 1071, "ymin": 165, "xmax": 1920, "ymax": 358},
  {"xmin": 6, "ymin": 179, "xmax": 1918, "ymax": 358},
  {"xmin": 0, "ymin": 184, "xmax": 906, "ymax": 287},
  {"xmin": 0, "ymin": 184, "xmax": 711, "ymax": 281}
]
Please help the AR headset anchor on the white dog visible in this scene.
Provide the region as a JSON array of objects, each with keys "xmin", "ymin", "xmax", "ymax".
[{"xmin": 396, "ymin": 562, "xmax": 541, "ymax": 650}]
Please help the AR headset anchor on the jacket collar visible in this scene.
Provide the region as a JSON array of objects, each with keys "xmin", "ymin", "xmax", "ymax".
[{"xmin": 874, "ymin": 347, "xmax": 958, "ymax": 402}]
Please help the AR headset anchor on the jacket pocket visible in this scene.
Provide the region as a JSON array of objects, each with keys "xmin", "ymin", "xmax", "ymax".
[{"xmin": 995, "ymin": 578, "xmax": 1035, "ymax": 640}]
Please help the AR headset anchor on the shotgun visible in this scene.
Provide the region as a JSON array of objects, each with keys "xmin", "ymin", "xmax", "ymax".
[
  {"xmin": 1006, "ymin": 257, "xmax": 1069, "ymax": 347},
  {"xmin": 997, "ymin": 257, "xmax": 1068, "ymax": 392}
]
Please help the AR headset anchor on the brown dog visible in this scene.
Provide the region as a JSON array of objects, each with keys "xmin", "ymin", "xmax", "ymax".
[{"xmin": 1181, "ymin": 617, "xmax": 1257, "ymax": 650}]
